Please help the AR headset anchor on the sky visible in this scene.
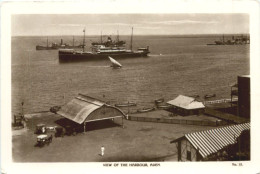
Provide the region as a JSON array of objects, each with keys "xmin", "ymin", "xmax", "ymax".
[{"xmin": 12, "ymin": 14, "xmax": 249, "ymax": 36}]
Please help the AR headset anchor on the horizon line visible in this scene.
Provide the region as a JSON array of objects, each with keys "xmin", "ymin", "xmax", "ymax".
[{"xmin": 12, "ymin": 33, "xmax": 250, "ymax": 37}]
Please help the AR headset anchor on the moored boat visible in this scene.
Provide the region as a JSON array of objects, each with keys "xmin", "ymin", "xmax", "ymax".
[
  {"xmin": 115, "ymin": 102, "xmax": 137, "ymax": 107},
  {"xmin": 156, "ymin": 104, "xmax": 172, "ymax": 109},
  {"xmin": 137, "ymin": 107, "xmax": 155, "ymax": 113},
  {"xmin": 204, "ymin": 94, "xmax": 216, "ymax": 99},
  {"xmin": 154, "ymin": 98, "xmax": 164, "ymax": 104},
  {"xmin": 36, "ymin": 37, "xmax": 84, "ymax": 50},
  {"xmin": 189, "ymin": 94, "xmax": 200, "ymax": 98}
]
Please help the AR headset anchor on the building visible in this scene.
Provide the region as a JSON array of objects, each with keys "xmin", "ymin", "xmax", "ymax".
[
  {"xmin": 230, "ymin": 75, "xmax": 250, "ymax": 119},
  {"xmin": 57, "ymin": 94, "xmax": 126, "ymax": 132},
  {"xmin": 170, "ymin": 123, "xmax": 250, "ymax": 161},
  {"xmin": 167, "ymin": 95, "xmax": 205, "ymax": 116},
  {"xmin": 238, "ymin": 75, "xmax": 250, "ymax": 119}
]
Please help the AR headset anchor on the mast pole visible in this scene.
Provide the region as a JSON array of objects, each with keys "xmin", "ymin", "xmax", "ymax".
[
  {"xmin": 83, "ymin": 28, "xmax": 86, "ymax": 52},
  {"xmin": 101, "ymin": 31, "xmax": 102, "ymax": 43},
  {"xmin": 47, "ymin": 37, "xmax": 48, "ymax": 48},
  {"xmin": 117, "ymin": 30, "xmax": 119, "ymax": 42},
  {"xmin": 130, "ymin": 27, "xmax": 133, "ymax": 51}
]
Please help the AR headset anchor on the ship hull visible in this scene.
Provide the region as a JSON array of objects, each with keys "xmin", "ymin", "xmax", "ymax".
[
  {"xmin": 36, "ymin": 46, "xmax": 58, "ymax": 50},
  {"xmin": 58, "ymin": 50, "xmax": 149, "ymax": 62},
  {"xmin": 36, "ymin": 45, "xmax": 83, "ymax": 50}
]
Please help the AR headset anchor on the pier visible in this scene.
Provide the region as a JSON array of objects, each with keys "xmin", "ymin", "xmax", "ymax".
[
  {"xmin": 203, "ymin": 98, "xmax": 238, "ymax": 105},
  {"xmin": 204, "ymin": 108, "xmax": 248, "ymax": 124}
]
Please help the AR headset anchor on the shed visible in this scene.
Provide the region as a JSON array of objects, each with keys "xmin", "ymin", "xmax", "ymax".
[
  {"xmin": 170, "ymin": 122, "xmax": 250, "ymax": 161},
  {"xmin": 167, "ymin": 95, "xmax": 205, "ymax": 116},
  {"xmin": 57, "ymin": 94, "xmax": 126, "ymax": 132}
]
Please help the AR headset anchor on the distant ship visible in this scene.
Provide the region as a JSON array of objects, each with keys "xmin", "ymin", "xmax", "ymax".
[
  {"xmin": 36, "ymin": 37, "xmax": 84, "ymax": 50},
  {"xmin": 58, "ymin": 28, "xmax": 150, "ymax": 62},
  {"xmin": 207, "ymin": 35, "xmax": 250, "ymax": 45}
]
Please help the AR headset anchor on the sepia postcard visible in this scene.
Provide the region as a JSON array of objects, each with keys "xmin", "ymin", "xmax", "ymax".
[{"xmin": 1, "ymin": 0, "xmax": 260, "ymax": 174}]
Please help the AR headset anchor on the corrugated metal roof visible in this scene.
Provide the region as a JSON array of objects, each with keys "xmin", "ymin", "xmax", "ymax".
[
  {"xmin": 167, "ymin": 95, "xmax": 205, "ymax": 110},
  {"xmin": 57, "ymin": 94, "xmax": 126, "ymax": 124},
  {"xmin": 57, "ymin": 95, "xmax": 104, "ymax": 124},
  {"xmin": 171, "ymin": 123, "xmax": 250, "ymax": 158}
]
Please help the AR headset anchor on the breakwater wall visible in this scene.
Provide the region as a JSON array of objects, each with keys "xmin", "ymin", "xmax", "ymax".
[{"xmin": 127, "ymin": 115, "xmax": 228, "ymax": 127}]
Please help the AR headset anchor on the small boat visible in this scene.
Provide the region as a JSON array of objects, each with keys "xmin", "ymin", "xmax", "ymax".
[
  {"xmin": 109, "ymin": 56, "xmax": 122, "ymax": 68},
  {"xmin": 137, "ymin": 107, "xmax": 155, "ymax": 113},
  {"xmin": 156, "ymin": 104, "xmax": 172, "ymax": 109},
  {"xmin": 115, "ymin": 102, "xmax": 137, "ymax": 107},
  {"xmin": 204, "ymin": 94, "xmax": 216, "ymax": 99},
  {"xmin": 189, "ymin": 95, "xmax": 200, "ymax": 98},
  {"xmin": 50, "ymin": 106, "xmax": 61, "ymax": 114},
  {"xmin": 154, "ymin": 98, "xmax": 164, "ymax": 104}
]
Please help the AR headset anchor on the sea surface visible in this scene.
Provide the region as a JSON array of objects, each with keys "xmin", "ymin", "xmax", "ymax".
[{"xmin": 11, "ymin": 35, "xmax": 250, "ymax": 114}]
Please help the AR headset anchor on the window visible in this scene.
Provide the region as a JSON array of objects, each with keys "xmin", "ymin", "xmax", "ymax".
[{"xmin": 187, "ymin": 151, "xmax": 191, "ymax": 161}]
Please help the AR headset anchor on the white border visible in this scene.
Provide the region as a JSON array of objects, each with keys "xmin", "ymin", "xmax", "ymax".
[{"xmin": 1, "ymin": 1, "xmax": 260, "ymax": 174}]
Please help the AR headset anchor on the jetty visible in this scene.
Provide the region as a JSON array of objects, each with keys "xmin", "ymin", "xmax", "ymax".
[
  {"xmin": 203, "ymin": 98, "xmax": 238, "ymax": 105},
  {"xmin": 204, "ymin": 108, "xmax": 248, "ymax": 124}
]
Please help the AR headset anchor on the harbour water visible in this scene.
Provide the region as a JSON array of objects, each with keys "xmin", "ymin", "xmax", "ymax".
[{"xmin": 11, "ymin": 35, "xmax": 249, "ymax": 114}]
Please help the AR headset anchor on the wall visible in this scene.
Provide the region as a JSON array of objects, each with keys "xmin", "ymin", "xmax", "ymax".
[
  {"xmin": 128, "ymin": 115, "xmax": 227, "ymax": 127},
  {"xmin": 180, "ymin": 139, "xmax": 197, "ymax": 161}
]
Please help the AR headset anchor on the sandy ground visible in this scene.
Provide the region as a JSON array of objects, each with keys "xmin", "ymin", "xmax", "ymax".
[{"xmin": 12, "ymin": 112, "xmax": 215, "ymax": 162}]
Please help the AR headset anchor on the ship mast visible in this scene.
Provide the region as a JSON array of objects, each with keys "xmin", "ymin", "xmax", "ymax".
[
  {"xmin": 117, "ymin": 30, "xmax": 119, "ymax": 42},
  {"xmin": 47, "ymin": 37, "xmax": 48, "ymax": 48},
  {"xmin": 130, "ymin": 27, "xmax": 133, "ymax": 51},
  {"xmin": 101, "ymin": 31, "xmax": 103, "ymax": 43},
  {"xmin": 83, "ymin": 28, "xmax": 86, "ymax": 52}
]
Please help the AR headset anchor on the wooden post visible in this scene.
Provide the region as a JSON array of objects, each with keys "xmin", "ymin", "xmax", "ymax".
[
  {"xmin": 122, "ymin": 116, "xmax": 124, "ymax": 128},
  {"xmin": 128, "ymin": 101, "xmax": 129, "ymax": 114},
  {"xmin": 231, "ymin": 86, "xmax": 232, "ymax": 108},
  {"xmin": 21, "ymin": 101, "xmax": 24, "ymax": 115}
]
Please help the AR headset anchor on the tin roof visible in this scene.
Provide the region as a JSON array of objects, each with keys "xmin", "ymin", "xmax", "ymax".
[
  {"xmin": 57, "ymin": 94, "xmax": 124, "ymax": 124},
  {"xmin": 167, "ymin": 95, "xmax": 205, "ymax": 110},
  {"xmin": 171, "ymin": 123, "xmax": 250, "ymax": 158}
]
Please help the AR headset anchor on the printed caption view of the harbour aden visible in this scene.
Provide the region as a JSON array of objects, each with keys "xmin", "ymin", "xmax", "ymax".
[{"xmin": 12, "ymin": 14, "xmax": 250, "ymax": 162}]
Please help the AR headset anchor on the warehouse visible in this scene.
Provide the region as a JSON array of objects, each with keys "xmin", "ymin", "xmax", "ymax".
[
  {"xmin": 57, "ymin": 94, "xmax": 126, "ymax": 132},
  {"xmin": 167, "ymin": 95, "xmax": 205, "ymax": 116},
  {"xmin": 170, "ymin": 122, "xmax": 250, "ymax": 161}
]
